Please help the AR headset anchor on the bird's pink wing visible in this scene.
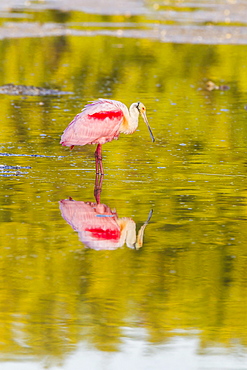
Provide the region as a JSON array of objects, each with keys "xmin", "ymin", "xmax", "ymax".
[
  {"xmin": 60, "ymin": 100, "xmax": 126, "ymax": 146},
  {"xmin": 59, "ymin": 199, "xmax": 124, "ymax": 250}
]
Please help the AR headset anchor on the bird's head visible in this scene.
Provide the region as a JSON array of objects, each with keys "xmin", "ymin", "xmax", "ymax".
[{"xmin": 135, "ymin": 102, "xmax": 155, "ymax": 143}]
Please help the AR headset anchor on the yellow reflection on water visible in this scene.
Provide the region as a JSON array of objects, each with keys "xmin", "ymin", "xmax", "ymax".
[{"xmin": 0, "ymin": 23, "xmax": 247, "ymax": 366}]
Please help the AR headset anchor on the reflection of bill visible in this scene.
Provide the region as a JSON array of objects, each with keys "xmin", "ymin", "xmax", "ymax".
[{"xmin": 59, "ymin": 198, "xmax": 152, "ymax": 250}]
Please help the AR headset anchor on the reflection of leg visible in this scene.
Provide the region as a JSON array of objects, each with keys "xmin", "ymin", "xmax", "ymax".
[
  {"xmin": 94, "ymin": 144, "xmax": 104, "ymax": 175},
  {"xmin": 94, "ymin": 173, "xmax": 104, "ymax": 204}
]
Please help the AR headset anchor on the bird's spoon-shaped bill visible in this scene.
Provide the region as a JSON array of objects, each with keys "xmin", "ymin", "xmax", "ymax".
[{"xmin": 141, "ymin": 110, "xmax": 155, "ymax": 142}]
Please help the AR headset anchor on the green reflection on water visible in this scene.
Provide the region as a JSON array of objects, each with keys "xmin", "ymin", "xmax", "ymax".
[{"xmin": 0, "ymin": 29, "xmax": 247, "ymax": 363}]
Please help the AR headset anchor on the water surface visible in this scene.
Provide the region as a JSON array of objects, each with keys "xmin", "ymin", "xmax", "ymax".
[{"xmin": 1, "ymin": 2, "xmax": 247, "ymax": 369}]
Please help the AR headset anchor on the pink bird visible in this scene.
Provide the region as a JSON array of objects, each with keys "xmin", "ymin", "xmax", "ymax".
[
  {"xmin": 60, "ymin": 99, "xmax": 155, "ymax": 175},
  {"xmin": 59, "ymin": 198, "xmax": 153, "ymax": 250}
]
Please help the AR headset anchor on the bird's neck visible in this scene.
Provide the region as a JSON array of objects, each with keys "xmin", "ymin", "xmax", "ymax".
[{"xmin": 119, "ymin": 103, "xmax": 139, "ymax": 134}]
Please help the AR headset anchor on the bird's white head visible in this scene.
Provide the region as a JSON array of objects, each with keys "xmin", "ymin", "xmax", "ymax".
[{"xmin": 131, "ymin": 102, "xmax": 155, "ymax": 143}]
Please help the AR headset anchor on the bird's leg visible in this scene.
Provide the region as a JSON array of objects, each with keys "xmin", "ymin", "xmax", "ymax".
[
  {"xmin": 95, "ymin": 144, "xmax": 100, "ymax": 174},
  {"xmin": 94, "ymin": 173, "xmax": 104, "ymax": 204},
  {"xmin": 99, "ymin": 157, "xmax": 104, "ymax": 176},
  {"xmin": 94, "ymin": 144, "xmax": 104, "ymax": 175}
]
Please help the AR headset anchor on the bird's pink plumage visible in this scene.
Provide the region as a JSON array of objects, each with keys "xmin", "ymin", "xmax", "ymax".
[
  {"xmin": 85, "ymin": 227, "xmax": 120, "ymax": 240},
  {"xmin": 60, "ymin": 100, "xmax": 127, "ymax": 147},
  {"xmin": 88, "ymin": 110, "xmax": 123, "ymax": 121},
  {"xmin": 59, "ymin": 199, "xmax": 123, "ymax": 250}
]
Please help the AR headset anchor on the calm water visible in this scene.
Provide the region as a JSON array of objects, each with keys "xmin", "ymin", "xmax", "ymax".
[{"xmin": 1, "ymin": 2, "xmax": 247, "ymax": 370}]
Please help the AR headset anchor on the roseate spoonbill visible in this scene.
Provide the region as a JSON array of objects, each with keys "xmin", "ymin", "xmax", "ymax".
[
  {"xmin": 60, "ymin": 99, "xmax": 155, "ymax": 175},
  {"xmin": 59, "ymin": 198, "xmax": 153, "ymax": 250}
]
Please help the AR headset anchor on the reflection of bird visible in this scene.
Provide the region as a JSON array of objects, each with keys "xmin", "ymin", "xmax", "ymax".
[
  {"xmin": 59, "ymin": 198, "xmax": 153, "ymax": 250},
  {"xmin": 60, "ymin": 99, "xmax": 155, "ymax": 175}
]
